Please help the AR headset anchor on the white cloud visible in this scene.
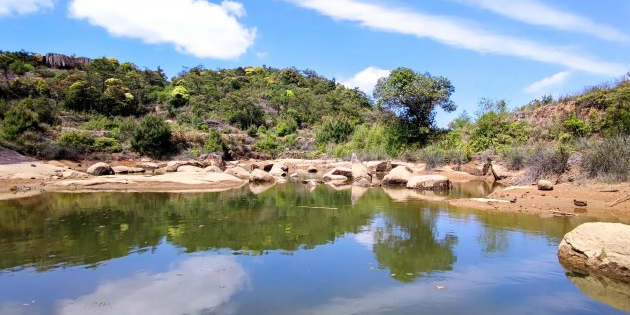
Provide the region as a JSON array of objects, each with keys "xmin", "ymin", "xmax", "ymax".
[
  {"xmin": 0, "ymin": 0, "xmax": 53, "ymax": 16},
  {"xmin": 524, "ymin": 71, "xmax": 572, "ymax": 93},
  {"xmin": 69, "ymin": 0, "xmax": 256, "ymax": 60},
  {"xmin": 342, "ymin": 67, "xmax": 390, "ymax": 94},
  {"xmin": 284, "ymin": 0, "xmax": 626, "ymax": 77},
  {"xmin": 57, "ymin": 256, "xmax": 248, "ymax": 315},
  {"xmin": 455, "ymin": 0, "xmax": 630, "ymax": 43}
]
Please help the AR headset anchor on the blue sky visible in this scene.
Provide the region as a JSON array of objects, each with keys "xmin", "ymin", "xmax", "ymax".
[{"xmin": 1, "ymin": 0, "xmax": 629, "ymax": 126}]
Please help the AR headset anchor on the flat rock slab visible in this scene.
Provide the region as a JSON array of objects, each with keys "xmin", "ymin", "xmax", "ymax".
[
  {"xmin": 558, "ymin": 222, "xmax": 630, "ymax": 282},
  {"xmin": 406, "ymin": 175, "xmax": 451, "ymax": 190}
]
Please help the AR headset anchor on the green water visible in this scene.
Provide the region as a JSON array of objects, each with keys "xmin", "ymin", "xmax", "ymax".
[{"xmin": 0, "ymin": 182, "xmax": 627, "ymax": 314}]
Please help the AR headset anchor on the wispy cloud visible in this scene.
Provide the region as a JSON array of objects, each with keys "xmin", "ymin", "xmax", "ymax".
[
  {"xmin": 455, "ymin": 0, "xmax": 630, "ymax": 43},
  {"xmin": 69, "ymin": 0, "xmax": 256, "ymax": 60},
  {"xmin": 342, "ymin": 67, "xmax": 390, "ymax": 94},
  {"xmin": 284, "ymin": 0, "xmax": 626, "ymax": 77},
  {"xmin": 0, "ymin": 0, "xmax": 53, "ymax": 16},
  {"xmin": 524, "ymin": 71, "xmax": 572, "ymax": 93}
]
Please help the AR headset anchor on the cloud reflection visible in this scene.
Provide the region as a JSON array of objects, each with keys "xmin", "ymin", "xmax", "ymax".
[{"xmin": 57, "ymin": 256, "xmax": 248, "ymax": 315}]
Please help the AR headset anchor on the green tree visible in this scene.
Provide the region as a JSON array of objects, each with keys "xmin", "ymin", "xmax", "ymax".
[
  {"xmin": 131, "ymin": 114, "xmax": 173, "ymax": 158},
  {"xmin": 374, "ymin": 68, "xmax": 455, "ymax": 144},
  {"xmin": 64, "ymin": 81, "xmax": 100, "ymax": 112},
  {"xmin": 1, "ymin": 105, "xmax": 39, "ymax": 140},
  {"xmin": 101, "ymin": 78, "xmax": 137, "ymax": 115}
]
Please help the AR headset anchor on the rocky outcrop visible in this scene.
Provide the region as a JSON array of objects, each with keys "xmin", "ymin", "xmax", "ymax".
[
  {"xmin": 224, "ymin": 167, "xmax": 251, "ymax": 180},
  {"xmin": 406, "ymin": 175, "xmax": 451, "ymax": 190},
  {"xmin": 367, "ymin": 161, "xmax": 392, "ymax": 173},
  {"xmin": 112, "ymin": 166, "xmax": 145, "ymax": 174},
  {"xmin": 537, "ymin": 180, "xmax": 554, "ymax": 191},
  {"xmin": 87, "ymin": 162, "xmax": 114, "ymax": 176},
  {"xmin": 352, "ymin": 154, "xmax": 372, "ymax": 187},
  {"xmin": 42, "ymin": 53, "xmax": 92, "ymax": 70},
  {"xmin": 250, "ymin": 169, "xmax": 276, "ymax": 183},
  {"xmin": 382, "ymin": 165, "xmax": 413, "ymax": 186},
  {"xmin": 199, "ymin": 153, "xmax": 225, "ymax": 170},
  {"xmin": 558, "ymin": 222, "xmax": 630, "ymax": 282},
  {"xmin": 269, "ymin": 162, "xmax": 288, "ymax": 177},
  {"xmin": 166, "ymin": 160, "xmax": 204, "ymax": 172}
]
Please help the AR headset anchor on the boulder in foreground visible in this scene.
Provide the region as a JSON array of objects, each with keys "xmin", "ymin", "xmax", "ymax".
[
  {"xmin": 87, "ymin": 162, "xmax": 114, "ymax": 176},
  {"xmin": 558, "ymin": 222, "xmax": 630, "ymax": 282},
  {"xmin": 382, "ymin": 165, "xmax": 413, "ymax": 186},
  {"xmin": 406, "ymin": 175, "xmax": 451, "ymax": 190},
  {"xmin": 250, "ymin": 169, "xmax": 276, "ymax": 184}
]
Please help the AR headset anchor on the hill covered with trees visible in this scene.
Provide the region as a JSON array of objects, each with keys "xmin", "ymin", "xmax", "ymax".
[{"xmin": 1, "ymin": 49, "xmax": 629, "ymax": 183}]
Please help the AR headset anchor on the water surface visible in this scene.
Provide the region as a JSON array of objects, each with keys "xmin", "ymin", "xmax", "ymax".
[{"xmin": 0, "ymin": 182, "xmax": 627, "ymax": 315}]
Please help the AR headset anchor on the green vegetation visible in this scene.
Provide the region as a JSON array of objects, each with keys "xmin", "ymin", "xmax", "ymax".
[{"xmin": 1, "ymin": 49, "xmax": 629, "ymax": 183}]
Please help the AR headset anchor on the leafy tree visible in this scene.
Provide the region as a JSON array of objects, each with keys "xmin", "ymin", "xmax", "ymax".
[
  {"xmin": 374, "ymin": 67, "xmax": 455, "ymax": 144},
  {"xmin": 64, "ymin": 81, "xmax": 100, "ymax": 112},
  {"xmin": 1, "ymin": 105, "xmax": 39, "ymax": 140},
  {"xmin": 131, "ymin": 114, "xmax": 173, "ymax": 158},
  {"xmin": 101, "ymin": 78, "xmax": 137, "ymax": 115},
  {"xmin": 204, "ymin": 129, "xmax": 226, "ymax": 154}
]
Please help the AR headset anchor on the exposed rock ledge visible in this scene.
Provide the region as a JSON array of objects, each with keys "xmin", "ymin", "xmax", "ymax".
[{"xmin": 558, "ymin": 222, "xmax": 630, "ymax": 283}]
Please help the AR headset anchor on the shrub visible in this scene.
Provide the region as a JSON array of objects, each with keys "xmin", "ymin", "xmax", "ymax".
[
  {"xmin": 131, "ymin": 114, "xmax": 173, "ymax": 158},
  {"xmin": 204, "ymin": 129, "xmax": 226, "ymax": 154},
  {"xmin": 92, "ymin": 137, "xmax": 122, "ymax": 153},
  {"xmin": 419, "ymin": 146, "xmax": 446, "ymax": 170},
  {"xmin": 275, "ymin": 117, "xmax": 298, "ymax": 137},
  {"xmin": 520, "ymin": 145, "xmax": 569, "ymax": 183},
  {"xmin": 501, "ymin": 147, "xmax": 529, "ymax": 171},
  {"xmin": 57, "ymin": 130, "xmax": 94, "ymax": 153},
  {"xmin": 316, "ymin": 115, "xmax": 354, "ymax": 146},
  {"xmin": 1, "ymin": 105, "xmax": 39, "ymax": 140},
  {"xmin": 254, "ymin": 136, "xmax": 279, "ymax": 156},
  {"xmin": 563, "ymin": 114, "xmax": 589, "ymax": 137},
  {"xmin": 581, "ymin": 137, "xmax": 630, "ymax": 182}
]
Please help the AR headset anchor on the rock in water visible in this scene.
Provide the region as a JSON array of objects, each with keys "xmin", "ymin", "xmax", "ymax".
[
  {"xmin": 224, "ymin": 167, "xmax": 251, "ymax": 180},
  {"xmin": 558, "ymin": 222, "xmax": 630, "ymax": 282},
  {"xmin": 322, "ymin": 167, "xmax": 352, "ymax": 183},
  {"xmin": 87, "ymin": 162, "xmax": 114, "ymax": 176},
  {"xmin": 351, "ymin": 153, "xmax": 372, "ymax": 187},
  {"xmin": 382, "ymin": 165, "xmax": 413, "ymax": 186},
  {"xmin": 250, "ymin": 169, "xmax": 276, "ymax": 183},
  {"xmin": 537, "ymin": 180, "xmax": 554, "ymax": 191},
  {"xmin": 406, "ymin": 175, "xmax": 451, "ymax": 190}
]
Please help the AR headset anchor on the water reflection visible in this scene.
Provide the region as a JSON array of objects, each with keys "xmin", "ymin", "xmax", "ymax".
[
  {"xmin": 564, "ymin": 270, "xmax": 630, "ymax": 313},
  {"xmin": 58, "ymin": 256, "xmax": 247, "ymax": 315}
]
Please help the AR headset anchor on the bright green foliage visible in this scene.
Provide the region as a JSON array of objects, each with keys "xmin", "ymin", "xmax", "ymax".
[
  {"xmin": 275, "ymin": 116, "xmax": 298, "ymax": 137},
  {"xmin": 101, "ymin": 78, "xmax": 137, "ymax": 116},
  {"xmin": 92, "ymin": 137, "xmax": 122, "ymax": 153},
  {"xmin": 65, "ymin": 81, "xmax": 100, "ymax": 112},
  {"xmin": 169, "ymin": 86, "xmax": 190, "ymax": 107},
  {"xmin": 9, "ymin": 60, "xmax": 34, "ymax": 75},
  {"xmin": 254, "ymin": 136, "xmax": 279, "ymax": 156},
  {"xmin": 131, "ymin": 114, "xmax": 173, "ymax": 158},
  {"xmin": 345, "ymin": 123, "xmax": 400, "ymax": 157},
  {"xmin": 374, "ymin": 67, "xmax": 456, "ymax": 145},
  {"xmin": 57, "ymin": 131, "xmax": 94, "ymax": 153},
  {"xmin": 1, "ymin": 105, "xmax": 39, "ymax": 140},
  {"xmin": 469, "ymin": 98, "xmax": 529, "ymax": 152},
  {"xmin": 563, "ymin": 114, "xmax": 589, "ymax": 137},
  {"xmin": 204, "ymin": 129, "xmax": 226, "ymax": 154}
]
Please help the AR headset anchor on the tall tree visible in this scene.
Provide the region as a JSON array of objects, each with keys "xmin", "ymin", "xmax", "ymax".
[{"xmin": 374, "ymin": 67, "xmax": 455, "ymax": 145}]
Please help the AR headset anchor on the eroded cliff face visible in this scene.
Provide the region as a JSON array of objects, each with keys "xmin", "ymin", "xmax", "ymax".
[{"xmin": 42, "ymin": 53, "xmax": 92, "ymax": 70}]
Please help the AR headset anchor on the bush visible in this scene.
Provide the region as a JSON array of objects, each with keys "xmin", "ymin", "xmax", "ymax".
[
  {"xmin": 275, "ymin": 117, "xmax": 298, "ymax": 137},
  {"xmin": 131, "ymin": 114, "xmax": 173, "ymax": 158},
  {"xmin": 204, "ymin": 129, "xmax": 226, "ymax": 154},
  {"xmin": 419, "ymin": 146, "xmax": 446, "ymax": 170},
  {"xmin": 563, "ymin": 114, "xmax": 589, "ymax": 137},
  {"xmin": 254, "ymin": 136, "xmax": 279, "ymax": 156},
  {"xmin": 520, "ymin": 145, "xmax": 569, "ymax": 183},
  {"xmin": 316, "ymin": 115, "xmax": 354, "ymax": 146},
  {"xmin": 581, "ymin": 137, "xmax": 630, "ymax": 182},
  {"xmin": 501, "ymin": 147, "xmax": 529, "ymax": 171},
  {"xmin": 92, "ymin": 137, "xmax": 122, "ymax": 153},
  {"xmin": 1, "ymin": 105, "xmax": 39, "ymax": 140},
  {"xmin": 57, "ymin": 130, "xmax": 94, "ymax": 153}
]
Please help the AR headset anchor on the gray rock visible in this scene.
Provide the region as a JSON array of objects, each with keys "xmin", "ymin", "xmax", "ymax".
[
  {"xmin": 537, "ymin": 179, "xmax": 554, "ymax": 191},
  {"xmin": 558, "ymin": 222, "xmax": 630, "ymax": 282},
  {"xmin": 406, "ymin": 175, "xmax": 451, "ymax": 190},
  {"xmin": 382, "ymin": 165, "xmax": 413, "ymax": 186},
  {"xmin": 87, "ymin": 162, "xmax": 114, "ymax": 176}
]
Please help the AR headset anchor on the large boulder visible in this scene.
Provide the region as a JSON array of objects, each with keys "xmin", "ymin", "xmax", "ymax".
[
  {"xmin": 382, "ymin": 165, "xmax": 413, "ymax": 186},
  {"xmin": 406, "ymin": 175, "xmax": 451, "ymax": 190},
  {"xmin": 87, "ymin": 162, "xmax": 114, "ymax": 176},
  {"xmin": 269, "ymin": 162, "xmax": 289, "ymax": 177},
  {"xmin": 367, "ymin": 161, "xmax": 392, "ymax": 173},
  {"xmin": 166, "ymin": 160, "xmax": 204, "ymax": 172},
  {"xmin": 558, "ymin": 222, "xmax": 630, "ymax": 282},
  {"xmin": 537, "ymin": 180, "xmax": 554, "ymax": 191},
  {"xmin": 250, "ymin": 169, "xmax": 276, "ymax": 184},
  {"xmin": 322, "ymin": 167, "xmax": 352, "ymax": 183},
  {"xmin": 199, "ymin": 153, "xmax": 225, "ymax": 169},
  {"xmin": 224, "ymin": 167, "xmax": 251, "ymax": 180},
  {"xmin": 352, "ymin": 154, "xmax": 372, "ymax": 187}
]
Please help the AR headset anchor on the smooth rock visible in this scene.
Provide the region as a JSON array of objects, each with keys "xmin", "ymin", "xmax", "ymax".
[
  {"xmin": 224, "ymin": 167, "xmax": 251, "ymax": 180},
  {"xmin": 177, "ymin": 165, "xmax": 204, "ymax": 173},
  {"xmin": 87, "ymin": 162, "xmax": 114, "ymax": 176},
  {"xmin": 406, "ymin": 175, "xmax": 451, "ymax": 190},
  {"xmin": 112, "ymin": 166, "xmax": 145, "ymax": 174},
  {"xmin": 322, "ymin": 167, "xmax": 352, "ymax": 182},
  {"xmin": 382, "ymin": 165, "xmax": 413, "ymax": 186},
  {"xmin": 166, "ymin": 160, "xmax": 204, "ymax": 172},
  {"xmin": 537, "ymin": 179, "xmax": 554, "ymax": 191},
  {"xmin": 351, "ymin": 153, "xmax": 372, "ymax": 186},
  {"xmin": 269, "ymin": 162, "xmax": 288, "ymax": 177},
  {"xmin": 203, "ymin": 166, "xmax": 223, "ymax": 173},
  {"xmin": 250, "ymin": 169, "xmax": 276, "ymax": 183},
  {"xmin": 136, "ymin": 162, "xmax": 158, "ymax": 171},
  {"xmin": 558, "ymin": 222, "xmax": 630, "ymax": 282}
]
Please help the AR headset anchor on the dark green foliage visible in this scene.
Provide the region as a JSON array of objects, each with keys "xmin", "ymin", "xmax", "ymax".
[
  {"xmin": 374, "ymin": 67, "xmax": 455, "ymax": 145},
  {"xmin": 57, "ymin": 131, "xmax": 94, "ymax": 153},
  {"xmin": 581, "ymin": 137, "xmax": 630, "ymax": 182},
  {"xmin": 316, "ymin": 115, "xmax": 354, "ymax": 146},
  {"xmin": 254, "ymin": 136, "xmax": 279, "ymax": 156},
  {"xmin": 1, "ymin": 105, "xmax": 39, "ymax": 140},
  {"xmin": 275, "ymin": 116, "xmax": 298, "ymax": 137},
  {"xmin": 563, "ymin": 114, "xmax": 589, "ymax": 137},
  {"xmin": 131, "ymin": 114, "xmax": 173, "ymax": 158},
  {"xmin": 204, "ymin": 129, "xmax": 226, "ymax": 154}
]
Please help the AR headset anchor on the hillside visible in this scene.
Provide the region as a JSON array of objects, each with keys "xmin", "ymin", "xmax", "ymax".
[{"xmin": 1, "ymin": 49, "xmax": 629, "ymax": 184}]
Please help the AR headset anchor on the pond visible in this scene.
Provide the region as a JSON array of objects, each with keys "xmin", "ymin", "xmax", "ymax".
[{"xmin": 0, "ymin": 182, "xmax": 628, "ymax": 315}]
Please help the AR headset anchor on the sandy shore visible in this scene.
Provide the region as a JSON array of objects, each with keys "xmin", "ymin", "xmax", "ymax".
[{"xmin": 1, "ymin": 150, "xmax": 629, "ymax": 221}]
